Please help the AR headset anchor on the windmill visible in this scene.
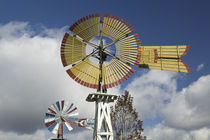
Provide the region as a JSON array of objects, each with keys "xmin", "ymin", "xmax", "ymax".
[
  {"xmin": 44, "ymin": 100, "xmax": 79, "ymax": 140},
  {"xmin": 60, "ymin": 13, "xmax": 190, "ymax": 140}
]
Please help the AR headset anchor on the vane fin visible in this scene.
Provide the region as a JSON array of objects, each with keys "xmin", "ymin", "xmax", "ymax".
[{"xmin": 136, "ymin": 45, "xmax": 191, "ymax": 73}]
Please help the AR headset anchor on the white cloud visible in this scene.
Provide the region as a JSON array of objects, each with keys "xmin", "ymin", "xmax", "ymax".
[
  {"xmin": 145, "ymin": 123, "xmax": 210, "ymax": 140},
  {"xmin": 125, "ymin": 69, "xmax": 210, "ymax": 139},
  {"xmin": 126, "ymin": 70, "xmax": 178, "ymax": 119},
  {"xmin": 0, "ymin": 21, "xmax": 95, "ymax": 137},
  {"xmin": 196, "ymin": 64, "xmax": 204, "ymax": 71},
  {"xmin": 163, "ymin": 75, "xmax": 210, "ymax": 130}
]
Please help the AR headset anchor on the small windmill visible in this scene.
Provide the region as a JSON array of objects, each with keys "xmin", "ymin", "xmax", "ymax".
[
  {"xmin": 60, "ymin": 13, "xmax": 190, "ymax": 140},
  {"xmin": 44, "ymin": 100, "xmax": 79, "ymax": 140}
]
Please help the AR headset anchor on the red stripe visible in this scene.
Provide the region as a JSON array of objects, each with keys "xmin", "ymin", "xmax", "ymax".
[
  {"xmin": 123, "ymin": 20, "xmax": 126, "ymax": 24},
  {"xmin": 84, "ymin": 82, "xmax": 87, "ymax": 87},
  {"xmin": 61, "ymin": 57, "xmax": 67, "ymax": 67},
  {"xmin": 104, "ymin": 13, "xmax": 108, "ymax": 17},
  {"xmin": 75, "ymin": 77, "xmax": 79, "ymax": 82},
  {"xmin": 123, "ymin": 77, "xmax": 127, "ymax": 81},
  {"xmin": 181, "ymin": 45, "xmax": 190, "ymax": 58},
  {"xmin": 81, "ymin": 80, "xmax": 84, "ymax": 85},
  {"xmin": 108, "ymin": 84, "xmax": 112, "ymax": 88},
  {"xmin": 83, "ymin": 17, "xmax": 86, "ymax": 21},
  {"xmin": 182, "ymin": 62, "xmax": 191, "ymax": 73},
  {"xmin": 127, "ymin": 72, "xmax": 131, "ymax": 76},
  {"xmin": 78, "ymin": 119, "xmax": 86, "ymax": 127},
  {"xmin": 105, "ymin": 84, "xmax": 108, "ymax": 89},
  {"xmin": 61, "ymin": 100, "xmax": 64, "ymax": 110},
  {"xmin": 86, "ymin": 83, "xmax": 90, "ymax": 87},
  {"xmin": 111, "ymin": 83, "xmax": 115, "ymax": 87},
  {"xmin": 94, "ymin": 84, "xmax": 98, "ymax": 89},
  {"xmin": 66, "ymin": 69, "xmax": 76, "ymax": 79},
  {"xmin": 131, "ymin": 68, "xmax": 135, "ymax": 72},
  {"xmin": 102, "ymin": 85, "xmax": 106, "ymax": 89},
  {"xmin": 58, "ymin": 123, "xmax": 63, "ymax": 135},
  {"xmin": 125, "ymin": 22, "xmax": 129, "ymax": 26},
  {"xmin": 45, "ymin": 120, "xmax": 55, "ymax": 128},
  {"xmin": 48, "ymin": 108, "xmax": 56, "ymax": 114},
  {"xmin": 68, "ymin": 107, "xmax": 77, "ymax": 114},
  {"xmin": 120, "ymin": 79, "xmax": 124, "ymax": 83},
  {"xmin": 67, "ymin": 120, "xmax": 76, "ymax": 126}
]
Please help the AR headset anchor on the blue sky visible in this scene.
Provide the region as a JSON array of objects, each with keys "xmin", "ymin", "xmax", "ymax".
[{"xmin": 0, "ymin": 0, "xmax": 210, "ymax": 139}]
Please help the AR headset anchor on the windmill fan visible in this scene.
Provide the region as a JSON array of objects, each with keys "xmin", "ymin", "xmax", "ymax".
[
  {"xmin": 44, "ymin": 100, "xmax": 79, "ymax": 140},
  {"xmin": 61, "ymin": 14, "xmax": 138, "ymax": 92}
]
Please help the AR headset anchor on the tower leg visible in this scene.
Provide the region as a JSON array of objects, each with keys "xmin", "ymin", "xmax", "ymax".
[{"xmin": 93, "ymin": 101, "xmax": 113, "ymax": 140}]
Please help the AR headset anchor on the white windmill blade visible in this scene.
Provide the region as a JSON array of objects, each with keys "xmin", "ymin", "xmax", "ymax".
[
  {"xmin": 44, "ymin": 100, "xmax": 79, "ymax": 137},
  {"xmin": 64, "ymin": 122, "xmax": 73, "ymax": 131}
]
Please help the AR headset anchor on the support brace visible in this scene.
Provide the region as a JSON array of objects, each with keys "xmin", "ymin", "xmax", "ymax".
[{"xmin": 86, "ymin": 93, "xmax": 118, "ymax": 140}]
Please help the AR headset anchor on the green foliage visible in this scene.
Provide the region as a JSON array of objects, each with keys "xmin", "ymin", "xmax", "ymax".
[{"xmin": 110, "ymin": 90, "xmax": 146, "ymax": 140}]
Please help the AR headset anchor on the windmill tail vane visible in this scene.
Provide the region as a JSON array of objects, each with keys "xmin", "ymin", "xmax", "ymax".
[{"xmin": 136, "ymin": 45, "xmax": 191, "ymax": 73}]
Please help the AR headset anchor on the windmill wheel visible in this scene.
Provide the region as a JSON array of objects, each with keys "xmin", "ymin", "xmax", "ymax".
[
  {"xmin": 44, "ymin": 100, "xmax": 79, "ymax": 138},
  {"xmin": 61, "ymin": 14, "xmax": 140, "ymax": 91}
]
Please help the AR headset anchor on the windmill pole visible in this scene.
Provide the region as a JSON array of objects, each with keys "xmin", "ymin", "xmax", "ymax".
[{"xmin": 86, "ymin": 37, "xmax": 117, "ymax": 140}]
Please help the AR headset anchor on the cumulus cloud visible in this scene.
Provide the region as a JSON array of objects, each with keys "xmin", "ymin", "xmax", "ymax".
[
  {"xmin": 145, "ymin": 123, "xmax": 210, "ymax": 140},
  {"xmin": 0, "ymin": 21, "xmax": 95, "ymax": 137},
  {"xmin": 125, "ymin": 70, "xmax": 178, "ymax": 119},
  {"xmin": 163, "ymin": 74, "xmax": 210, "ymax": 130},
  {"xmin": 125, "ymin": 69, "xmax": 210, "ymax": 139}
]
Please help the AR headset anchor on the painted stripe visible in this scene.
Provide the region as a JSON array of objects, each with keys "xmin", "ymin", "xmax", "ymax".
[
  {"xmin": 48, "ymin": 108, "xmax": 56, "ymax": 114},
  {"xmin": 67, "ymin": 120, "xmax": 77, "ymax": 126},
  {"xmin": 66, "ymin": 103, "xmax": 73, "ymax": 113},
  {"xmin": 45, "ymin": 120, "xmax": 56, "ymax": 128},
  {"xmin": 45, "ymin": 113, "xmax": 55, "ymax": 118},
  {"xmin": 56, "ymin": 101, "xmax": 60, "ymax": 111},
  {"xmin": 68, "ymin": 107, "xmax": 77, "ymax": 114},
  {"xmin": 61, "ymin": 100, "xmax": 64, "ymax": 110},
  {"xmin": 48, "ymin": 121, "xmax": 58, "ymax": 132},
  {"xmin": 58, "ymin": 123, "xmax": 63, "ymax": 135}
]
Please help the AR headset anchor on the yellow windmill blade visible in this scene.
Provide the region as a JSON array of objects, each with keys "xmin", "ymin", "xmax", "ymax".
[
  {"xmin": 115, "ymin": 34, "xmax": 140, "ymax": 65},
  {"xmin": 102, "ymin": 59, "xmax": 135, "ymax": 89},
  {"xmin": 70, "ymin": 13, "xmax": 101, "ymax": 41},
  {"xmin": 61, "ymin": 33, "xmax": 86, "ymax": 67},
  {"xmin": 136, "ymin": 45, "xmax": 191, "ymax": 73},
  {"xmin": 102, "ymin": 14, "xmax": 134, "ymax": 40},
  {"xmin": 66, "ymin": 59, "xmax": 100, "ymax": 89}
]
